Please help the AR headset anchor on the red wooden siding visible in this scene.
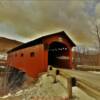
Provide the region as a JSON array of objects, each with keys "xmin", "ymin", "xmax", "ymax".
[{"xmin": 7, "ymin": 44, "xmax": 47, "ymax": 77}]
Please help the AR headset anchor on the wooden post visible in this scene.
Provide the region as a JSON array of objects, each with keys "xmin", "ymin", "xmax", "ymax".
[
  {"xmin": 56, "ymin": 69, "xmax": 60, "ymax": 75},
  {"xmin": 69, "ymin": 48, "xmax": 73, "ymax": 69},
  {"xmin": 67, "ymin": 77, "xmax": 72, "ymax": 99},
  {"xmin": 53, "ymin": 75, "xmax": 57, "ymax": 83},
  {"xmin": 53, "ymin": 70, "xmax": 60, "ymax": 83},
  {"xmin": 49, "ymin": 66, "xmax": 52, "ymax": 70}
]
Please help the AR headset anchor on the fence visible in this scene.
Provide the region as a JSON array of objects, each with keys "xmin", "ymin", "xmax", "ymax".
[{"xmin": 47, "ymin": 66, "xmax": 100, "ymax": 100}]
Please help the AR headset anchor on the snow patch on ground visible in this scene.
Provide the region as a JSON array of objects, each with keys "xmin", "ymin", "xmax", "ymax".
[
  {"xmin": 72, "ymin": 87, "xmax": 96, "ymax": 100},
  {"xmin": 88, "ymin": 71, "xmax": 100, "ymax": 74},
  {"xmin": 0, "ymin": 73, "xmax": 97, "ymax": 100}
]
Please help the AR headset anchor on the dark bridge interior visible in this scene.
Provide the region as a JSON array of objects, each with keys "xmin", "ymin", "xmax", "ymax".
[{"xmin": 48, "ymin": 42, "xmax": 69, "ymax": 68}]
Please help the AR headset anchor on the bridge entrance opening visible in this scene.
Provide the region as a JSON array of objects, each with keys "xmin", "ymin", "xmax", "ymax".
[{"xmin": 48, "ymin": 42, "xmax": 70, "ymax": 68}]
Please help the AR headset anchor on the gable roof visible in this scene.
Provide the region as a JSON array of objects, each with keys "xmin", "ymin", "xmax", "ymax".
[{"xmin": 7, "ymin": 31, "xmax": 75, "ymax": 53}]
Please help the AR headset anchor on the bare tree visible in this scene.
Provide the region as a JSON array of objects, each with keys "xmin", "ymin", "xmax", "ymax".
[{"xmin": 95, "ymin": 24, "xmax": 100, "ymax": 51}]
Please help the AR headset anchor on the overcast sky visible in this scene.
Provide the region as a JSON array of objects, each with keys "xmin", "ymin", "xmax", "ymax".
[{"xmin": 0, "ymin": 0, "xmax": 100, "ymax": 48}]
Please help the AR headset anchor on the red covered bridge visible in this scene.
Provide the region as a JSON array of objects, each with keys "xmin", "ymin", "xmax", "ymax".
[{"xmin": 7, "ymin": 31, "xmax": 75, "ymax": 78}]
